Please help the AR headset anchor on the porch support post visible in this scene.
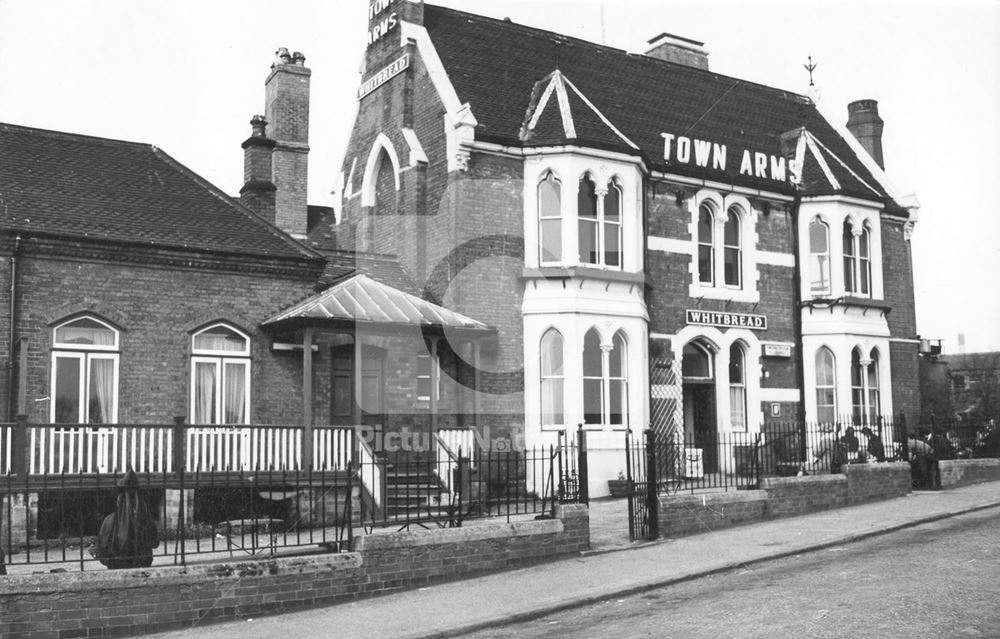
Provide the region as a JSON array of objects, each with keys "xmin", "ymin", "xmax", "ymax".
[
  {"xmin": 352, "ymin": 332, "xmax": 362, "ymax": 427},
  {"xmin": 472, "ymin": 340, "xmax": 482, "ymax": 427},
  {"xmin": 302, "ymin": 327, "xmax": 314, "ymax": 471},
  {"xmin": 429, "ymin": 337, "xmax": 439, "ymax": 432}
]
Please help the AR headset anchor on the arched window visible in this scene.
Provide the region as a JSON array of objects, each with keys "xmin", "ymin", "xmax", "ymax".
[
  {"xmin": 51, "ymin": 316, "xmax": 119, "ymax": 424},
  {"xmin": 539, "ymin": 329, "xmax": 564, "ymax": 428},
  {"xmin": 682, "ymin": 341, "xmax": 714, "ymax": 380},
  {"xmin": 608, "ymin": 332, "xmax": 627, "ymax": 426},
  {"xmin": 582, "ymin": 329, "xmax": 629, "ymax": 427},
  {"xmin": 809, "ymin": 219, "xmax": 831, "ymax": 296},
  {"xmin": 191, "ymin": 324, "xmax": 251, "ymax": 425},
  {"xmin": 697, "ymin": 203, "xmax": 715, "ymax": 284},
  {"xmin": 729, "ymin": 343, "xmax": 747, "ymax": 431},
  {"xmin": 577, "ymin": 176, "xmax": 599, "ymax": 264},
  {"xmin": 603, "ymin": 182, "xmax": 622, "ymax": 268},
  {"xmin": 538, "ymin": 172, "xmax": 562, "ymax": 264},
  {"xmin": 843, "ymin": 221, "xmax": 873, "ymax": 297},
  {"xmin": 582, "ymin": 329, "xmax": 603, "ymax": 425},
  {"xmin": 723, "ymin": 206, "xmax": 742, "ymax": 287},
  {"xmin": 815, "ymin": 347, "xmax": 837, "ymax": 424},
  {"xmin": 851, "ymin": 348, "xmax": 881, "ymax": 425}
]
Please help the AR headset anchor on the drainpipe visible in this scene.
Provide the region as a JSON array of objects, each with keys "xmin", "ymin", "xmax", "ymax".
[
  {"xmin": 788, "ymin": 194, "xmax": 808, "ymax": 458},
  {"xmin": 7, "ymin": 234, "xmax": 22, "ymax": 422}
]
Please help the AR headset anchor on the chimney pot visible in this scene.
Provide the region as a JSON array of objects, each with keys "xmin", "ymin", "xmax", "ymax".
[
  {"xmin": 250, "ymin": 115, "xmax": 268, "ymax": 138},
  {"xmin": 275, "ymin": 47, "xmax": 292, "ymax": 65},
  {"xmin": 292, "ymin": 51, "xmax": 306, "ymax": 66},
  {"xmin": 846, "ymin": 99, "xmax": 885, "ymax": 169}
]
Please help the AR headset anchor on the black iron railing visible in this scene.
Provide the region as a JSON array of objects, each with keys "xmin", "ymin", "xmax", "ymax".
[{"xmin": 0, "ymin": 420, "xmax": 588, "ymax": 573}]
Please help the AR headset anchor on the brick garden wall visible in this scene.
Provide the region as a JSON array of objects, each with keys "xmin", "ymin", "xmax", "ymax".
[
  {"xmin": 938, "ymin": 459, "xmax": 1000, "ymax": 488},
  {"xmin": 658, "ymin": 463, "xmax": 912, "ymax": 537},
  {"xmin": 0, "ymin": 504, "xmax": 589, "ymax": 639}
]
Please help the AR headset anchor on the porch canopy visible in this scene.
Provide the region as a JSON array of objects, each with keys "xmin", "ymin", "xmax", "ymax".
[
  {"xmin": 263, "ymin": 274, "xmax": 491, "ymax": 335},
  {"xmin": 262, "ymin": 274, "xmax": 495, "ymax": 451}
]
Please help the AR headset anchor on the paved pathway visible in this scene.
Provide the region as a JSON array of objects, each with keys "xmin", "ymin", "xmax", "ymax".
[{"xmin": 143, "ymin": 481, "xmax": 1000, "ymax": 639}]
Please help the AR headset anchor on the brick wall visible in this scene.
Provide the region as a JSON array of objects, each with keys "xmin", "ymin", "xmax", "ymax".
[
  {"xmin": 843, "ymin": 462, "xmax": 911, "ymax": 504},
  {"xmin": 13, "ymin": 249, "xmax": 316, "ymax": 425},
  {"xmin": 938, "ymin": 459, "xmax": 1000, "ymax": 488},
  {"xmin": 658, "ymin": 491, "xmax": 769, "ymax": 537},
  {"xmin": 0, "ymin": 504, "xmax": 589, "ymax": 639},
  {"xmin": 658, "ymin": 463, "xmax": 913, "ymax": 537}
]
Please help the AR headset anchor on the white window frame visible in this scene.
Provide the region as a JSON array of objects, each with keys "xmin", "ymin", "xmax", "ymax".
[
  {"xmin": 689, "ymin": 190, "xmax": 759, "ymax": 302},
  {"xmin": 728, "ymin": 342, "xmax": 747, "ymax": 432},
  {"xmin": 190, "ymin": 324, "xmax": 251, "ymax": 426},
  {"xmin": 723, "ymin": 205, "xmax": 743, "ymax": 288},
  {"xmin": 50, "ymin": 316, "xmax": 120, "ymax": 424},
  {"xmin": 539, "ymin": 328, "xmax": 565, "ymax": 430},
  {"xmin": 851, "ymin": 347, "xmax": 881, "ymax": 426},
  {"xmin": 576, "ymin": 174, "xmax": 624, "ymax": 270},
  {"xmin": 815, "ymin": 346, "xmax": 838, "ymax": 425},
  {"xmin": 843, "ymin": 219, "xmax": 872, "ymax": 297},
  {"xmin": 809, "ymin": 217, "xmax": 832, "ymax": 297},
  {"xmin": 581, "ymin": 328, "xmax": 629, "ymax": 429},
  {"xmin": 538, "ymin": 171, "xmax": 563, "ymax": 265}
]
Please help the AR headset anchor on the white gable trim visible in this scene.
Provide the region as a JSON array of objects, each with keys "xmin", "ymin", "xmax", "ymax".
[
  {"xmin": 561, "ymin": 75, "xmax": 641, "ymax": 151},
  {"xmin": 400, "ymin": 21, "xmax": 463, "ymax": 113}
]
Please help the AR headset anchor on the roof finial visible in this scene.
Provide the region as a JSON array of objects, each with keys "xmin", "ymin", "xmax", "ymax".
[{"xmin": 804, "ymin": 54, "xmax": 818, "ymax": 87}]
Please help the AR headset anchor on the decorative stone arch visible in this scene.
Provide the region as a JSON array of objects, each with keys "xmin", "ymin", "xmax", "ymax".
[{"xmin": 361, "ymin": 132, "xmax": 402, "ymax": 207}]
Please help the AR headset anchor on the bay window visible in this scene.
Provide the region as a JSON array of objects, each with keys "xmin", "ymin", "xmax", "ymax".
[{"xmin": 843, "ymin": 221, "xmax": 872, "ymax": 296}]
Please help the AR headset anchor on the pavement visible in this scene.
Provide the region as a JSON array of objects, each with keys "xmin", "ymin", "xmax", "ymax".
[{"xmin": 144, "ymin": 481, "xmax": 1000, "ymax": 639}]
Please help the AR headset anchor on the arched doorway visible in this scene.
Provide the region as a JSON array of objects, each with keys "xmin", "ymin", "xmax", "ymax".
[{"xmin": 682, "ymin": 340, "xmax": 718, "ymax": 473}]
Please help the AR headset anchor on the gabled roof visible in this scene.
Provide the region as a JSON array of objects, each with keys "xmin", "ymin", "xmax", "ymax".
[
  {"xmin": 263, "ymin": 274, "xmax": 492, "ymax": 334},
  {"xmin": 0, "ymin": 122, "xmax": 318, "ymax": 260},
  {"xmin": 423, "ymin": 5, "xmax": 895, "ymax": 204},
  {"xmin": 520, "ymin": 71, "xmax": 638, "ymax": 153}
]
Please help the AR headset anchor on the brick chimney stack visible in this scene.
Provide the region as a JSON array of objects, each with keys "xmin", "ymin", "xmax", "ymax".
[
  {"xmin": 264, "ymin": 47, "xmax": 311, "ymax": 238},
  {"xmin": 240, "ymin": 115, "xmax": 277, "ymax": 223},
  {"xmin": 644, "ymin": 33, "xmax": 709, "ymax": 70},
  {"xmin": 846, "ymin": 99, "xmax": 885, "ymax": 169}
]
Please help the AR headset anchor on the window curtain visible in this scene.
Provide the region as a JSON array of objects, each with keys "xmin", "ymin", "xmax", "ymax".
[
  {"xmin": 89, "ymin": 357, "xmax": 114, "ymax": 424},
  {"xmin": 223, "ymin": 361, "xmax": 247, "ymax": 425},
  {"xmin": 540, "ymin": 331, "xmax": 564, "ymax": 426},
  {"xmin": 195, "ymin": 362, "xmax": 217, "ymax": 425}
]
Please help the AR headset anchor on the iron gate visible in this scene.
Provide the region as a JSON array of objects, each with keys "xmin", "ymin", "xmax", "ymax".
[{"xmin": 625, "ymin": 429, "xmax": 658, "ymax": 541}]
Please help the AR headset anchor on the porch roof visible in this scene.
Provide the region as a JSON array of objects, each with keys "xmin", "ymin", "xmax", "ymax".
[{"xmin": 262, "ymin": 274, "xmax": 493, "ymax": 334}]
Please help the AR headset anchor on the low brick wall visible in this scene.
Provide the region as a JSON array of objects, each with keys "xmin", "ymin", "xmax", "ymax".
[
  {"xmin": 844, "ymin": 462, "xmax": 912, "ymax": 504},
  {"xmin": 0, "ymin": 504, "xmax": 589, "ymax": 639},
  {"xmin": 658, "ymin": 491, "xmax": 769, "ymax": 538},
  {"xmin": 658, "ymin": 463, "xmax": 912, "ymax": 537},
  {"xmin": 939, "ymin": 458, "xmax": 1000, "ymax": 488},
  {"xmin": 762, "ymin": 474, "xmax": 848, "ymax": 518}
]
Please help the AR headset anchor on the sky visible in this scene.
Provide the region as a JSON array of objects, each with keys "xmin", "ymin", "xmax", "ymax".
[{"xmin": 0, "ymin": 0, "xmax": 997, "ymax": 352}]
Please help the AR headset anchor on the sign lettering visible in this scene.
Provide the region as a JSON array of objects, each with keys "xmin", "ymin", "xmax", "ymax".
[
  {"xmin": 358, "ymin": 54, "xmax": 410, "ymax": 100},
  {"xmin": 367, "ymin": 0, "xmax": 399, "ymax": 48},
  {"xmin": 685, "ymin": 309, "xmax": 767, "ymax": 331},
  {"xmin": 662, "ymin": 133, "xmax": 793, "ymax": 183},
  {"xmin": 762, "ymin": 343, "xmax": 792, "ymax": 357}
]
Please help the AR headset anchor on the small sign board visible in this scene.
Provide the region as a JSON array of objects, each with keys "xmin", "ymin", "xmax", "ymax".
[
  {"xmin": 763, "ymin": 343, "xmax": 792, "ymax": 358},
  {"xmin": 358, "ymin": 54, "xmax": 410, "ymax": 100},
  {"xmin": 685, "ymin": 310, "xmax": 767, "ymax": 331}
]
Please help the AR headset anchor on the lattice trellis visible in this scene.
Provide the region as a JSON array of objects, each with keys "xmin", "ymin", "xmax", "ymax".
[{"xmin": 649, "ymin": 357, "xmax": 684, "ymax": 480}]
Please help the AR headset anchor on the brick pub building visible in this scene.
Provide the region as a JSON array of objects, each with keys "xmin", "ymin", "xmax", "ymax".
[{"xmin": 329, "ymin": 1, "xmax": 922, "ymax": 495}]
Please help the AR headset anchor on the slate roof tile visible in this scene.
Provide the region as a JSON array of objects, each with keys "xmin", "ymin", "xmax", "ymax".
[
  {"xmin": 424, "ymin": 5, "xmax": 895, "ymax": 205},
  {"xmin": 0, "ymin": 122, "xmax": 318, "ymax": 260}
]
